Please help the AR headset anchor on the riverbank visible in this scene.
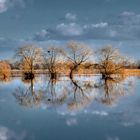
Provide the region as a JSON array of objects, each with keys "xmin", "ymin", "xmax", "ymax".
[{"xmin": 10, "ymin": 69, "xmax": 140, "ymax": 77}]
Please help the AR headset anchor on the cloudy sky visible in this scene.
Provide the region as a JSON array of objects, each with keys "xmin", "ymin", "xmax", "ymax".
[{"xmin": 0, "ymin": 0, "xmax": 140, "ymax": 60}]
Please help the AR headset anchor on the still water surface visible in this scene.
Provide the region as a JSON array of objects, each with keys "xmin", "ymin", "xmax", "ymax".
[{"xmin": 0, "ymin": 75, "xmax": 140, "ymax": 140}]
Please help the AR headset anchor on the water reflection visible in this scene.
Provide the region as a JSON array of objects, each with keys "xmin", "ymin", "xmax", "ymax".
[
  {"xmin": 44, "ymin": 77, "xmax": 67, "ymax": 105},
  {"xmin": 96, "ymin": 75, "xmax": 134, "ymax": 106},
  {"xmin": 67, "ymin": 79, "xmax": 95, "ymax": 111},
  {"xmin": 13, "ymin": 78, "xmax": 42, "ymax": 107},
  {"xmin": 0, "ymin": 75, "xmax": 139, "ymax": 140},
  {"xmin": 12, "ymin": 75, "xmax": 134, "ymax": 110}
]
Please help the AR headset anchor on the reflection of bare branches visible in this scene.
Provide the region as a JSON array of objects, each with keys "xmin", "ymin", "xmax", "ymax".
[
  {"xmin": 68, "ymin": 79, "xmax": 95, "ymax": 111},
  {"xmin": 12, "ymin": 75, "xmax": 134, "ymax": 109},
  {"xmin": 44, "ymin": 78, "xmax": 67, "ymax": 105},
  {"xmin": 13, "ymin": 79, "xmax": 42, "ymax": 107},
  {"xmin": 97, "ymin": 76, "xmax": 134, "ymax": 106}
]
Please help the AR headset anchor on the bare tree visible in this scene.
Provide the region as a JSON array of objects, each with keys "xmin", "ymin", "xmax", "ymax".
[
  {"xmin": 16, "ymin": 45, "xmax": 42, "ymax": 78},
  {"xmin": 43, "ymin": 46, "xmax": 65, "ymax": 79},
  {"xmin": 66, "ymin": 42, "xmax": 92, "ymax": 79},
  {"xmin": 98, "ymin": 45, "xmax": 127, "ymax": 78}
]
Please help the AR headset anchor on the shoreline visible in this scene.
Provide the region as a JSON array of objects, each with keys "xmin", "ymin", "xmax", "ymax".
[{"xmin": 10, "ymin": 69, "xmax": 140, "ymax": 77}]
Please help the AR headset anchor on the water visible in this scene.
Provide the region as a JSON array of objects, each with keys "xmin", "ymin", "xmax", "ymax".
[{"xmin": 0, "ymin": 75, "xmax": 140, "ymax": 140}]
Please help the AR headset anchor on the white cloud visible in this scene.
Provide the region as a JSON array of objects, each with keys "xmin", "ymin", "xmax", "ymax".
[
  {"xmin": 56, "ymin": 23, "xmax": 84, "ymax": 36},
  {"xmin": 122, "ymin": 122, "xmax": 135, "ymax": 127},
  {"xmin": 65, "ymin": 13, "xmax": 77, "ymax": 21},
  {"xmin": 121, "ymin": 12, "xmax": 140, "ymax": 25},
  {"xmin": 91, "ymin": 22, "xmax": 108, "ymax": 28},
  {"xmin": 34, "ymin": 29, "xmax": 48, "ymax": 41},
  {"xmin": 83, "ymin": 22, "xmax": 108, "ymax": 29},
  {"xmin": 33, "ymin": 21, "xmax": 110, "ymax": 41},
  {"xmin": 121, "ymin": 11, "xmax": 135, "ymax": 16},
  {"xmin": 0, "ymin": 0, "xmax": 29, "ymax": 13},
  {"xmin": 91, "ymin": 111, "xmax": 108, "ymax": 116},
  {"xmin": 66, "ymin": 118, "xmax": 78, "ymax": 126},
  {"xmin": 0, "ymin": 0, "xmax": 8, "ymax": 13},
  {"xmin": 0, "ymin": 126, "xmax": 26, "ymax": 140}
]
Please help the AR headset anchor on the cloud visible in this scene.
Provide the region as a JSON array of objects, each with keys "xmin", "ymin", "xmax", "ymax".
[
  {"xmin": 91, "ymin": 111, "xmax": 108, "ymax": 116},
  {"xmin": 120, "ymin": 11, "xmax": 135, "ymax": 17},
  {"xmin": 0, "ymin": 0, "xmax": 9, "ymax": 13},
  {"xmin": 120, "ymin": 11, "xmax": 140, "ymax": 25},
  {"xmin": 30, "ymin": 11, "xmax": 140, "ymax": 43},
  {"xmin": 0, "ymin": 0, "xmax": 31, "ymax": 13},
  {"xmin": 65, "ymin": 13, "xmax": 77, "ymax": 21},
  {"xmin": 32, "ymin": 10, "xmax": 140, "ymax": 42},
  {"xmin": 91, "ymin": 22, "xmax": 108, "ymax": 28},
  {"xmin": 0, "ymin": 126, "xmax": 27, "ymax": 140},
  {"xmin": 32, "ymin": 22, "xmax": 111, "ymax": 41},
  {"xmin": 33, "ymin": 29, "xmax": 49, "ymax": 41},
  {"xmin": 56, "ymin": 23, "xmax": 84, "ymax": 36},
  {"xmin": 32, "ymin": 19, "xmax": 140, "ymax": 42},
  {"xmin": 66, "ymin": 118, "xmax": 78, "ymax": 126},
  {"xmin": 107, "ymin": 136, "xmax": 120, "ymax": 140},
  {"xmin": 122, "ymin": 122, "xmax": 135, "ymax": 127}
]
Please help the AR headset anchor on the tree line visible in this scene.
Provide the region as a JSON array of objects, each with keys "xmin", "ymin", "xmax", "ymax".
[{"xmin": 0, "ymin": 42, "xmax": 139, "ymax": 80}]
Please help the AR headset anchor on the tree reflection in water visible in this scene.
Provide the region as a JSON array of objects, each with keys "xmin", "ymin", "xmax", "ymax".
[
  {"xmin": 67, "ymin": 78, "xmax": 95, "ymax": 111},
  {"xmin": 96, "ymin": 75, "xmax": 134, "ymax": 106},
  {"xmin": 44, "ymin": 77, "xmax": 67, "ymax": 105},
  {"xmin": 13, "ymin": 75, "xmax": 134, "ymax": 110},
  {"xmin": 13, "ymin": 78, "xmax": 42, "ymax": 107}
]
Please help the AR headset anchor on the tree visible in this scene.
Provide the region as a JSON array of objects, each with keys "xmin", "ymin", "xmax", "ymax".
[
  {"xmin": 0, "ymin": 61, "xmax": 11, "ymax": 79},
  {"xmin": 66, "ymin": 42, "xmax": 92, "ymax": 79},
  {"xmin": 16, "ymin": 45, "xmax": 42, "ymax": 78},
  {"xmin": 98, "ymin": 45, "xmax": 127, "ymax": 78},
  {"xmin": 43, "ymin": 46, "xmax": 65, "ymax": 79}
]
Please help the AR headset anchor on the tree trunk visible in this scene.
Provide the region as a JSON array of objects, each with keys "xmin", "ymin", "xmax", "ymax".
[
  {"xmin": 70, "ymin": 68, "xmax": 74, "ymax": 79},
  {"xmin": 69, "ymin": 65, "xmax": 78, "ymax": 80},
  {"xmin": 50, "ymin": 72, "xmax": 57, "ymax": 79}
]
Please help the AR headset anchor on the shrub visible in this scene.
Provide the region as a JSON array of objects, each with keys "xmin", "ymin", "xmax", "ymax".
[{"xmin": 0, "ymin": 61, "xmax": 11, "ymax": 79}]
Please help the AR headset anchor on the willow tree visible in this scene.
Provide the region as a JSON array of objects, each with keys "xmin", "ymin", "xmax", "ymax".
[
  {"xmin": 43, "ymin": 46, "xmax": 65, "ymax": 79},
  {"xmin": 16, "ymin": 45, "xmax": 42, "ymax": 78},
  {"xmin": 98, "ymin": 45, "xmax": 127, "ymax": 78},
  {"xmin": 66, "ymin": 42, "xmax": 92, "ymax": 79}
]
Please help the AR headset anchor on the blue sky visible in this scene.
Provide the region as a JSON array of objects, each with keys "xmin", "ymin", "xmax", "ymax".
[{"xmin": 0, "ymin": 0, "xmax": 140, "ymax": 60}]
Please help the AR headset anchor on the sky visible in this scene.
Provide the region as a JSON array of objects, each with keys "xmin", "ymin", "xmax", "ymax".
[{"xmin": 0, "ymin": 0, "xmax": 140, "ymax": 60}]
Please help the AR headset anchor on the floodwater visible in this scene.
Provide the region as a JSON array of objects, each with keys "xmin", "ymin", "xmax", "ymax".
[{"xmin": 0, "ymin": 75, "xmax": 140, "ymax": 140}]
